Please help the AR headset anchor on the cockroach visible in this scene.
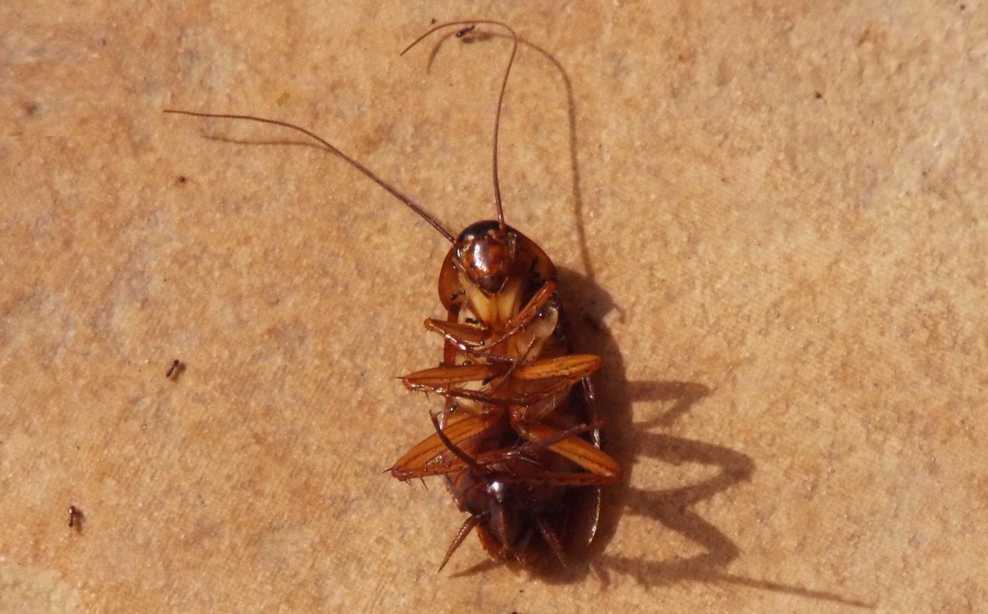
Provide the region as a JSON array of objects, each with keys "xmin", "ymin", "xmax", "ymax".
[
  {"xmin": 164, "ymin": 19, "xmax": 621, "ymax": 572},
  {"xmin": 68, "ymin": 505, "xmax": 84, "ymax": 532}
]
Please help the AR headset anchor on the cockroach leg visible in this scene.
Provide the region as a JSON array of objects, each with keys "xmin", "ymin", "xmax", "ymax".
[
  {"xmin": 579, "ymin": 374, "xmax": 604, "ymax": 544},
  {"xmin": 394, "ymin": 444, "xmax": 543, "ymax": 480},
  {"xmin": 535, "ymin": 515, "xmax": 568, "ymax": 568},
  {"xmin": 429, "ymin": 412, "xmax": 486, "ymax": 474},
  {"xmin": 439, "ymin": 397, "xmax": 457, "ymax": 429},
  {"xmin": 425, "ymin": 319, "xmax": 518, "ymax": 364},
  {"xmin": 434, "ymin": 387, "xmax": 525, "ymax": 407},
  {"xmin": 390, "ymin": 412, "xmax": 502, "ymax": 480},
  {"xmin": 514, "ymin": 380, "xmax": 585, "ymax": 422},
  {"xmin": 517, "ymin": 423, "xmax": 621, "ymax": 483},
  {"xmin": 439, "ymin": 513, "xmax": 485, "ymax": 571},
  {"xmin": 457, "ymin": 345, "xmax": 522, "ymax": 365},
  {"xmin": 401, "ymin": 363, "xmax": 502, "ymax": 389},
  {"xmin": 513, "ymin": 354, "xmax": 601, "ymax": 381},
  {"xmin": 512, "ymin": 421, "xmax": 603, "ymax": 454},
  {"xmin": 499, "ymin": 336, "xmax": 537, "ymax": 380},
  {"xmin": 424, "ymin": 319, "xmax": 489, "ymax": 345},
  {"xmin": 404, "ymin": 383, "xmax": 523, "ymax": 407},
  {"xmin": 581, "ymin": 376, "xmax": 601, "ymax": 445},
  {"xmin": 500, "ymin": 470, "xmax": 616, "ymax": 487},
  {"xmin": 470, "ymin": 337, "xmax": 539, "ymax": 397},
  {"xmin": 404, "ymin": 353, "xmax": 599, "ymax": 409},
  {"xmin": 480, "ymin": 281, "xmax": 558, "ymax": 349}
]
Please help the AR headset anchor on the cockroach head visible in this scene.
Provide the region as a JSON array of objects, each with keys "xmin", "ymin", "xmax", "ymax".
[{"xmin": 454, "ymin": 220, "xmax": 518, "ymax": 294}]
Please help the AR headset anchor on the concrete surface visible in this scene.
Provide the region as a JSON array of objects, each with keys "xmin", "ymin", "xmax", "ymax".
[{"xmin": 2, "ymin": 1, "xmax": 987, "ymax": 612}]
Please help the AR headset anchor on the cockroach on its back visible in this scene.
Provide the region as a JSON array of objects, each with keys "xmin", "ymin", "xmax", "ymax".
[{"xmin": 165, "ymin": 19, "xmax": 621, "ymax": 572}]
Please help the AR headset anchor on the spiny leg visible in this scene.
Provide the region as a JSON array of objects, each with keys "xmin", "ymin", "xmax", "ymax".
[
  {"xmin": 482, "ymin": 280, "xmax": 557, "ymax": 349},
  {"xmin": 393, "ymin": 444, "xmax": 615, "ymax": 486},
  {"xmin": 511, "ymin": 420, "xmax": 602, "ymax": 453},
  {"xmin": 404, "ymin": 380, "xmax": 529, "ymax": 408},
  {"xmin": 535, "ymin": 515, "xmax": 568, "ymax": 568},
  {"xmin": 511, "ymin": 354, "xmax": 603, "ymax": 422},
  {"xmin": 498, "ymin": 470, "xmax": 616, "ymax": 487},
  {"xmin": 428, "ymin": 412, "xmax": 485, "ymax": 474},
  {"xmin": 513, "ymin": 354, "xmax": 601, "ymax": 381},
  {"xmin": 432, "ymin": 281, "xmax": 558, "ymax": 354},
  {"xmin": 401, "ymin": 363, "xmax": 502, "ymax": 389},
  {"xmin": 438, "ymin": 514, "xmax": 485, "ymax": 572},
  {"xmin": 388, "ymin": 411, "xmax": 501, "ymax": 480},
  {"xmin": 401, "ymin": 362, "xmax": 528, "ymax": 407},
  {"xmin": 579, "ymin": 374, "xmax": 603, "ymax": 545},
  {"xmin": 484, "ymin": 335, "xmax": 537, "ymax": 392},
  {"xmin": 425, "ymin": 318, "xmax": 529, "ymax": 365},
  {"xmin": 425, "ymin": 318, "xmax": 489, "ymax": 346},
  {"xmin": 581, "ymin": 375, "xmax": 601, "ymax": 447},
  {"xmin": 516, "ymin": 422, "xmax": 621, "ymax": 483}
]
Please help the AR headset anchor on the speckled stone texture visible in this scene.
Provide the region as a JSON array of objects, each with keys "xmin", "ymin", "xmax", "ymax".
[{"xmin": 2, "ymin": 2, "xmax": 986, "ymax": 613}]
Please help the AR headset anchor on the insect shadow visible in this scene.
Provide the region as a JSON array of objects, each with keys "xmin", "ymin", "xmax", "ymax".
[{"xmin": 562, "ymin": 279, "xmax": 870, "ymax": 607}]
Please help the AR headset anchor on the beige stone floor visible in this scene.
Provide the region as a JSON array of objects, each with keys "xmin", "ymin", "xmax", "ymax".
[{"xmin": 3, "ymin": 2, "xmax": 987, "ymax": 613}]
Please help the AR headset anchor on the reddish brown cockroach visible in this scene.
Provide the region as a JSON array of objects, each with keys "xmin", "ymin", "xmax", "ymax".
[{"xmin": 165, "ymin": 19, "xmax": 621, "ymax": 572}]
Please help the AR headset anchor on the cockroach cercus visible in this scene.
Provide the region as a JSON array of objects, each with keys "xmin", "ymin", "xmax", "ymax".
[{"xmin": 164, "ymin": 20, "xmax": 621, "ymax": 573}]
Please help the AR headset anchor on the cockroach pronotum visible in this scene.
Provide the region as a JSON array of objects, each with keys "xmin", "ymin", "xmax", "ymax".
[{"xmin": 164, "ymin": 19, "xmax": 621, "ymax": 573}]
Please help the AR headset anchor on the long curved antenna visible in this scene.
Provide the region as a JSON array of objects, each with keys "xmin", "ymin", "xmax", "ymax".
[
  {"xmin": 162, "ymin": 109, "xmax": 455, "ymax": 243},
  {"xmin": 400, "ymin": 20, "xmax": 518, "ymax": 230}
]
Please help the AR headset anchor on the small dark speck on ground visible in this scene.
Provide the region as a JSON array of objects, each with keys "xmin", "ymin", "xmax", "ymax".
[
  {"xmin": 68, "ymin": 505, "xmax": 85, "ymax": 532},
  {"xmin": 166, "ymin": 359, "xmax": 186, "ymax": 381}
]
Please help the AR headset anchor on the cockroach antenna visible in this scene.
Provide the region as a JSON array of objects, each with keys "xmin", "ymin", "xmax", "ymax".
[
  {"xmin": 400, "ymin": 20, "xmax": 519, "ymax": 230},
  {"xmin": 161, "ymin": 109, "xmax": 456, "ymax": 243}
]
